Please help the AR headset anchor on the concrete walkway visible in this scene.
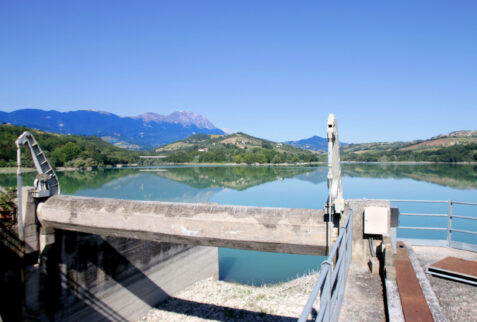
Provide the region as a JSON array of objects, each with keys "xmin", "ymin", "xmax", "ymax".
[{"xmin": 338, "ymin": 264, "xmax": 386, "ymax": 322}]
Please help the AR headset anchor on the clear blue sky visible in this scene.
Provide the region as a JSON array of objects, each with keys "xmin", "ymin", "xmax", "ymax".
[{"xmin": 1, "ymin": 1, "xmax": 476, "ymax": 143}]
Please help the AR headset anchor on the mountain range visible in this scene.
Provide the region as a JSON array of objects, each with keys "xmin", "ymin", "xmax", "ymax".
[
  {"xmin": 0, "ymin": 109, "xmax": 224, "ymax": 150},
  {"xmin": 285, "ymin": 135, "xmax": 347, "ymax": 151}
]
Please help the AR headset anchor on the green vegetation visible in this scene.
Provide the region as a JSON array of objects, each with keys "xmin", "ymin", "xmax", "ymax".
[
  {"xmin": 341, "ymin": 131, "xmax": 477, "ymax": 163},
  {"xmin": 342, "ymin": 143, "xmax": 477, "ymax": 163},
  {"xmin": 154, "ymin": 133, "xmax": 321, "ymax": 164},
  {"xmin": 2, "ymin": 123, "xmax": 475, "ymax": 168},
  {"xmin": 0, "ymin": 186, "xmax": 16, "ymax": 222},
  {"xmin": 0, "ymin": 124, "xmax": 140, "ymax": 168}
]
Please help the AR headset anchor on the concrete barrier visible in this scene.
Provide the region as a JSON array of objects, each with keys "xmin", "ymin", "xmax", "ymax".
[{"xmin": 37, "ymin": 195, "xmax": 328, "ymax": 255}]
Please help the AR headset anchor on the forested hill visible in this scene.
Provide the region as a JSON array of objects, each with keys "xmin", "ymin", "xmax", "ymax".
[
  {"xmin": 341, "ymin": 130, "xmax": 477, "ymax": 162},
  {"xmin": 155, "ymin": 133, "xmax": 320, "ymax": 164},
  {"xmin": 2, "ymin": 124, "xmax": 475, "ymax": 167},
  {"xmin": 0, "ymin": 124, "xmax": 140, "ymax": 168}
]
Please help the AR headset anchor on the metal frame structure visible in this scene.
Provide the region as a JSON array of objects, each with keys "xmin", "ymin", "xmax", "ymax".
[
  {"xmin": 326, "ymin": 114, "xmax": 344, "ymax": 216},
  {"xmin": 298, "ymin": 209, "xmax": 353, "ymax": 322},
  {"xmin": 426, "ymin": 265, "xmax": 477, "ymax": 286},
  {"xmin": 326, "ymin": 114, "xmax": 345, "ymax": 252},
  {"xmin": 15, "ymin": 131, "xmax": 60, "ymax": 240},
  {"xmin": 392, "ymin": 200, "xmax": 477, "ymax": 252}
]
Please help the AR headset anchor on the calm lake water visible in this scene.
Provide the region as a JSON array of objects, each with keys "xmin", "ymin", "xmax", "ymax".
[{"xmin": 1, "ymin": 164, "xmax": 476, "ymax": 285}]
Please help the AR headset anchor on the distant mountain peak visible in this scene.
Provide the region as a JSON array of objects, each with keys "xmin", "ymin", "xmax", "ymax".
[
  {"xmin": 80, "ymin": 109, "xmax": 114, "ymax": 115},
  {"xmin": 0, "ymin": 108, "xmax": 224, "ymax": 150},
  {"xmin": 285, "ymin": 135, "xmax": 329, "ymax": 151},
  {"xmin": 135, "ymin": 110, "xmax": 217, "ymax": 130}
]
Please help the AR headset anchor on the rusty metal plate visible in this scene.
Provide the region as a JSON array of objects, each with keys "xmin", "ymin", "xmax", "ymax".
[
  {"xmin": 395, "ymin": 242, "xmax": 433, "ymax": 322},
  {"xmin": 428, "ymin": 256, "xmax": 477, "ymax": 284}
]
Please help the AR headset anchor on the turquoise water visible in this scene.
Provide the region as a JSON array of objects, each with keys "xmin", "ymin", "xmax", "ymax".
[{"xmin": 1, "ymin": 164, "xmax": 476, "ymax": 285}]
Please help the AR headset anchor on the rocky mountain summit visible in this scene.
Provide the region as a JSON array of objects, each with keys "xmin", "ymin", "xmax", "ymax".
[{"xmin": 0, "ymin": 109, "xmax": 224, "ymax": 149}]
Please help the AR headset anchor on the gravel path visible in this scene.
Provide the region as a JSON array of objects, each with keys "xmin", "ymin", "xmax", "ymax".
[{"xmin": 138, "ymin": 272, "xmax": 321, "ymax": 321}]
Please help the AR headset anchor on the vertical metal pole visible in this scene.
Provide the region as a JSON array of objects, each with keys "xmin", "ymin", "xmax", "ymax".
[
  {"xmin": 347, "ymin": 212, "xmax": 352, "ymax": 270},
  {"xmin": 447, "ymin": 200, "xmax": 452, "ymax": 247},
  {"xmin": 327, "ymin": 138, "xmax": 333, "ymax": 253},
  {"xmin": 16, "ymin": 144, "xmax": 24, "ymax": 241},
  {"xmin": 322, "ymin": 261, "xmax": 332, "ymax": 322}
]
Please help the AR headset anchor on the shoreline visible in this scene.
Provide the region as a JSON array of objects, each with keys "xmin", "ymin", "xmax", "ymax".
[{"xmin": 1, "ymin": 160, "xmax": 477, "ymax": 174}]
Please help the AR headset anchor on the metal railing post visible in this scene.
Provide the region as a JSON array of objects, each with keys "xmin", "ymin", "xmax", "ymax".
[
  {"xmin": 16, "ymin": 143, "xmax": 24, "ymax": 241},
  {"xmin": 447, "ymin": 200, "xmax": 453, "ymax": 247},
  {"xmin": 322, "ymin": 260, "xmax": 332, "ymax": 322}
]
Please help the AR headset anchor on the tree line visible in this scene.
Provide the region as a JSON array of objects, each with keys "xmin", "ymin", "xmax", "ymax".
[
  {"xmin": 342, "ymin": 143, "xmax": 477, "ymax": 163},
  {"xmin": 0, "ymin": 124, "xmax": 140, "ymax": 168}
]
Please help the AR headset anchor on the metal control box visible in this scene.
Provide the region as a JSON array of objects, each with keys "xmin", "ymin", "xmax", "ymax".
[{"xmin": 364, "ymin": 207, "xmax": 389, "ymax": 235}]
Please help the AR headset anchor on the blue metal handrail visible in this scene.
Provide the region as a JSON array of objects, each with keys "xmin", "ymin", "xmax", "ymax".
[
  {"xmin": 391, "ymin": 199, "xmax": 477, "ymax": 252},
  {"xmin": 298, "ymin": 209, "xmax": 353, "ymax": 322}
]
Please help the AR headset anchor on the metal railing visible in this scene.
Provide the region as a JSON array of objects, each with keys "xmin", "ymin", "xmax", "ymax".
[
  {"xmin": 392, "ymin": 200, "xmax": 477, "ymax": 252},
  {"xmin": 299, "ymin": 209, "xmax": 353, "ymax": 322}
]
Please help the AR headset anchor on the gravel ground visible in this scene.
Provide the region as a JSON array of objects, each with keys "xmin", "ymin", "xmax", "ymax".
[
  {"xmin": 413, "ymin": 246, "xmax": 477, "ymax": 322},
  {"xmin": 138, "ymin": 263, "xmax": 389, "ymax": 322},
  {"xmin": 138, "ymin": 272, "xmax": 321, "ymax": 322}
]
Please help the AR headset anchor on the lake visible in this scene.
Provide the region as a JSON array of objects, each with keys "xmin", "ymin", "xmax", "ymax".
[{"xmin": 1, "ymin": 163, "xmax": 476, "ymax": 285}]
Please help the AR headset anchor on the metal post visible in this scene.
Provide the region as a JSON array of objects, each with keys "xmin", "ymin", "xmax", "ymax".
[
  {"xmin": 16, "ymin": 144, "xmax": 24, "ymax": 241},
  {"xmin": 327, "ymin": 140, "xmax": 333, "ymax": 252},
  {"xmin": 447, "ymin": 200, "xmax": 453, "ymax": 247},
  {"xmin": 322, "ymin": 260, "xmax": 332, "ymax": 322}
]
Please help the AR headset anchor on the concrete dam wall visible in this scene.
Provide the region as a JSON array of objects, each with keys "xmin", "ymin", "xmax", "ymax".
[
  {"xmin": 1, "ymin": 224, "xmax": 218, "ymax": 321},
  {"xmin": 2, "ymin": 188, "xmax": 326, "ymax": 320}
]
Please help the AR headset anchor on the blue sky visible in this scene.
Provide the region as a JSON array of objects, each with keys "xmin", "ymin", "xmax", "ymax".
[{"xmin": 1, "ymin": 1, "xmax": 476, "ymax": 143}]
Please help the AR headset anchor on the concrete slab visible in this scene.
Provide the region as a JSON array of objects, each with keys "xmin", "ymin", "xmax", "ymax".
[
  {"xmin": 37, "ymin": 195, "xmax": 327, "ymax": 255},
  {"xmin": 338, "ymin": 264, "xmax": 386, "ymax": 322}
]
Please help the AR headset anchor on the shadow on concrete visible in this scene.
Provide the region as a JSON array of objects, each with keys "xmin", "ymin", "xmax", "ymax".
[
  {"xmin": 152, "ymin": 297, "xmax": 299, "ymax": 321},
  {"xmin": 56, "ymin": 270, "xmax": 129, "ymax": 322},
  {"xmin": 9, "ymin": 227, "xmax": 298, "ymax": 321}
]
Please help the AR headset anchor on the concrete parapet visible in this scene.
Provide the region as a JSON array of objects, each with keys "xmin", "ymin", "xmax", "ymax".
[
  {"xmin": 37, "ymin": 195, "xmax": 328, "ymax": 255},
  {"xmin": 20, "ymin": 187, "xmax": 39, "ymax": 256}
]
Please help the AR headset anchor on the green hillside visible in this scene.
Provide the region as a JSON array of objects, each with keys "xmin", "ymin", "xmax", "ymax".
[
  {"xmin": 153, "ymin": 132, "xmax": 321, "ymax": 164},
  {"xmin": 341, "ymin": 131, "xmax": 477, "ymax": 162},
  {"xmin": 0, "ymin": 124, "xmax": 140, "ymax": 168}
]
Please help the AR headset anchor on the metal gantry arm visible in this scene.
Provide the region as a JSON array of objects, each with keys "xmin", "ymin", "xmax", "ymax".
[
  {"xmin": 326, "ymin": 114, "xmax": 344, "ymax": 216},
  {"xmin": 16, "ymin": 131, "xmax": 60, "ymax": 197},
  {"xmin": 326, "ymin": 114, "xmax": 345, "ymax": 252},
  {"xmin": 16, "ymin": 131, "xmax": 60, "ymax": 239}
]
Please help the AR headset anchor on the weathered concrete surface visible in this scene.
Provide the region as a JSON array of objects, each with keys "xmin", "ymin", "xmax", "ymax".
[
  {"xmin": 347, "ymin": 199, "xmax": 390, "ymax": 266},
  {"xmin": 384, "ymin": 280, "xmax": 404, "ymax": 322},
  {"xmin": 28, "ymin": 230, "xmax": 218, "ymax": 321},
  {"xmin": 20, "ymin": 186, "xmax": 39, "ymax": 255},
  {"xmin": 383, "ymin": 243, "xmax": 405, "ymax": 321},
  {"xmin": 37, "ymin": 195, "xmax": 327, "ymax": 255},
  {"xmin": 413, "ymin": 246, "xmax": 477, "ymax": 322},
  {"xmin": 337, "ymin": 264, "xmax": 386, "ymax": 322}
]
